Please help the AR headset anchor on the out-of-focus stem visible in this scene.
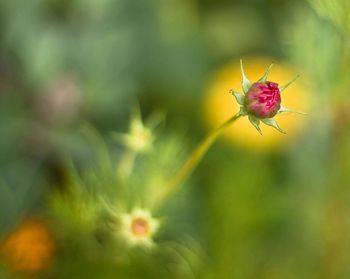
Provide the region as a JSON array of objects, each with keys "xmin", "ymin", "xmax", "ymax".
[
  {"xmin": 154, "ymin": 114, "xmax": 241, "ymax": 209},
  {"xmin": 117, "ymin": 150, "xmax": 136, "ymax": 181}
]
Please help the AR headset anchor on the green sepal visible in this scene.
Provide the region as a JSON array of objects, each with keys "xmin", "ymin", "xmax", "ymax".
[
  {"xmin": 230, "ymin": 90, "xmax": 245, "ymax": 105},
  {"xmin": 240, "ymin": 59, "xmax": 252, "ymax": 93},
  {"xmin": 258, "ymin": 63, "xmax": 274, "ymax": 82},
  {"xmin": 237, "ymin": 106, "xmax": 248, "ymax": 117},
  {"xmin": 278, "ymin": 106, "xmax": 307, "ymax": 115},
  {"xmin": 261, "ymin": 118, "xmax": 286, "ymax": 134},
  {"xmin": 248, "ymin": 115, "xmax": 262, "ymax": 135},
  {"xmin": 279, "ymin": 75, "xmax": 300, "ymax": 92}
]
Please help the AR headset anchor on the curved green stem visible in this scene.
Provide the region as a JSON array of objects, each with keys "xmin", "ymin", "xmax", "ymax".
[{"xmin": 154, "ymin": 114, "xmax": 241, "ymax": 209}]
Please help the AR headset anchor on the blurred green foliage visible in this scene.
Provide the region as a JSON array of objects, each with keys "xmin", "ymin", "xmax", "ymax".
[{"xmin": 1, "ymin": 0, "xmax": 350, "ymax": 278}]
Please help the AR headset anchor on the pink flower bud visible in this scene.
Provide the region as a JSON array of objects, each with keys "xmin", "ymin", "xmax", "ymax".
[{"xmin": 245, "ymin": 81, "xmax": 281, "ymax": 119}]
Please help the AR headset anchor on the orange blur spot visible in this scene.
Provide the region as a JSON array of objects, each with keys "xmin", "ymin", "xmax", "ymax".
[{"xmin": 1, "ymin": 218, "xmax": 56, "ymax": 275}]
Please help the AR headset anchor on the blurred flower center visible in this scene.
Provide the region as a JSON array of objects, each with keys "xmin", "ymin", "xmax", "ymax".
[
  {"xmin": 119, "ymin": 208, "xmax": 160, "ymax": 248},
  {"xmin": 133, "ymin": 129, "xmax": 152, "ymax": 151},
  {"xmin": 131, "ymin": 218, "xmax": 149, "ymax": 236}
]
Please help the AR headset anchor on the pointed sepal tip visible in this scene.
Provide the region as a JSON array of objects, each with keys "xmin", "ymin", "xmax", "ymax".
[
  {"xmin": 240, "ymin": 59, "xmax": 252, "ymax": 94},
  {"xmin": 258, "ymin": 63, "xmax": 274, "ymax": 82},
  {"xmin": 279, "ymin": 75, "xmax": 300, "ymax": 92}
]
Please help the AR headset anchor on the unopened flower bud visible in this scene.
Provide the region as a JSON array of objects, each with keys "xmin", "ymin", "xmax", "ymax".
[
  {"xmin": 245, "ymin": 81, "xmax": 281, "ymax": 119},
  {"xmin": 112, "ymin": 106, "xmax": 157, "ymax": 154},
  {"xmin": 230, "ymin": 60, "xmax": 303, "ymax": 134}
]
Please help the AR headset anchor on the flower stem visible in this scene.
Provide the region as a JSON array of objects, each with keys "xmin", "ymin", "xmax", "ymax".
[
  {"xmin": 117, "ymin": 149, "xmax": 136, "ymax": 181},
  {"xmin": 154, "ymin": 114, "xmax": 241, "ymax": 209}
]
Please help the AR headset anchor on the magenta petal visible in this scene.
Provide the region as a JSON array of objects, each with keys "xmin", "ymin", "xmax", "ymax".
[{"xmin": 245, "ymin": 81, "xmax": 281, "ymax": 118}]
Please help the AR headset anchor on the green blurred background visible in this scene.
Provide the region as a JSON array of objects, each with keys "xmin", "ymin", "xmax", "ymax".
[{"xmin": 1, "ymin": 0, "xmax": 350, "ymax": 278}]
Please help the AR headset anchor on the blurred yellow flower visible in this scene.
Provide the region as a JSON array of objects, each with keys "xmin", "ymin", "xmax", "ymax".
[
  {"xmin": 203, "ymin": 57, "xmax": 311, "ymax": 151},
  {"xmin": 1, "ymin": 218, "xmax": 56, "ymax": 275}
]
